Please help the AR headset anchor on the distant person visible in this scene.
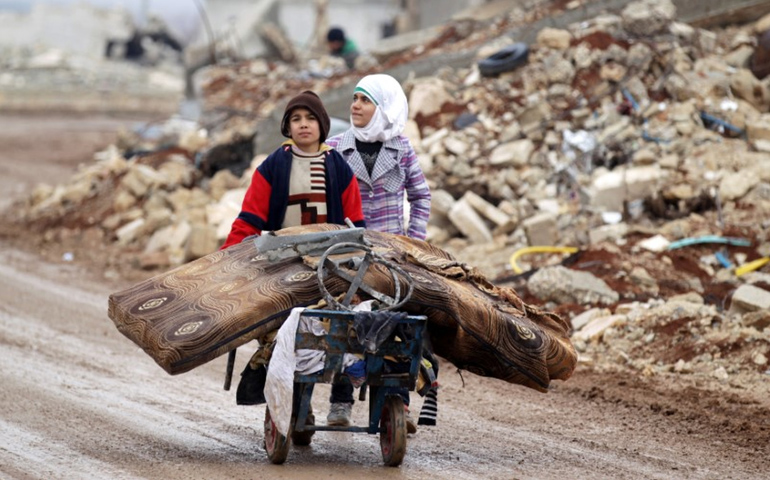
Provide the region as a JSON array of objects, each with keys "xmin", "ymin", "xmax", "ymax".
[{"xmin": 326, "ymin": 27, "xmax": 359, "ymax": 69}]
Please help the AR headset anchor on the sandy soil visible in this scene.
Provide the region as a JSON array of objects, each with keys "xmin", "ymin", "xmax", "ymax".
[{"xmin": 1, "ymin": 113, "xmax": 769, "ymax": 479}]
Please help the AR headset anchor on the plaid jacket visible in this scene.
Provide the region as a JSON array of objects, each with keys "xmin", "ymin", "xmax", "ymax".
[{"xmin": 326, "ymin": 131, "xmax": 431, "ymax": 240}]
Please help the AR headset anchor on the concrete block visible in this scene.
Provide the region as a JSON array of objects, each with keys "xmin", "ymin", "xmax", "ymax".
[
  {"xmin": 448, "ymin": 198, "xmax": 493, "ymax": 244},
  {"xmin": 462, "ymin": 191, "xmax": 514, "ymax": 231},
  {"xmin": 522, "ymin": 212, "xmax": 558, "ymax": 246},
  {"xmin": 730, "ymin": 284, "xmax": 770, "ymax": 313},
  {"xmin": 573, "ymin": 314, "xmax": 628, "ymax": 342}
]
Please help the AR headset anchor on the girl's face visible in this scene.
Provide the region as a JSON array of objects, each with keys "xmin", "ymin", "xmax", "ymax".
[
  {"xmin": 288, "ymin": 107, "xmax": 321, "ymax": 151},
  {"xmin": 350, "ymin": 92, "xmax": 376, "ymax": 128}
]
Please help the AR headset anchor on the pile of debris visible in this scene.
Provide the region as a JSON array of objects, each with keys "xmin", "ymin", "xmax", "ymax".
[{"xmin": 6, "ymin": 0, "xmax": 770, "ymax": 389}]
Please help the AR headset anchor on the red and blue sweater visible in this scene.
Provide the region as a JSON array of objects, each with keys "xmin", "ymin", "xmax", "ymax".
[{"xmin": 221, "ymin": 143, "xmax": 365, "ymax": 249}]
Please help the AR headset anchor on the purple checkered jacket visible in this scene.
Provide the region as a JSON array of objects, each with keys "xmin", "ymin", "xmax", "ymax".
[{"xmin": 326, "ymin": 130, "xmax": 431, "ymax": 240}]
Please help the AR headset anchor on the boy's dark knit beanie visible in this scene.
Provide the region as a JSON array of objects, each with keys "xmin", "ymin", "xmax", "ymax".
[{"xmin": 280, "ymin": 90, "xmax": 330, "ymax": 143}]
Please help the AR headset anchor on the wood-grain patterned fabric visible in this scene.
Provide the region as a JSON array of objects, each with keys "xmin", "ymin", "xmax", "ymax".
[{"xmin": 108, "ymin": 224, "xmax": 577, "ymax": 392}]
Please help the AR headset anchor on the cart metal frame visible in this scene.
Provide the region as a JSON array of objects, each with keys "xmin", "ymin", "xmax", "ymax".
[{"xmin": 264, "ymin": 308, "xmax": 427, "ymax": 466}]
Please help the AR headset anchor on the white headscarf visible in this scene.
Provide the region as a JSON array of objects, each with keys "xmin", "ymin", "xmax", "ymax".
[{"xmin": 351, "ymin": 74, "xmax": 409, "ymax": 143}]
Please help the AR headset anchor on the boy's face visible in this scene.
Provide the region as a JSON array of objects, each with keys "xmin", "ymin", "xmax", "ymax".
[
  {"xmin": 350, "ymin": 92, "xmax": 376, "ymax": 128},
  {"xmin": 288, "ymin": 107, "xmax": 321, "ymax": 151}
]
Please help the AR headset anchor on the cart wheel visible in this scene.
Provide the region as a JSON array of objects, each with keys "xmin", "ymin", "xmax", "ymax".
[
  {"xmin": 380, "ymin": 396, "xmax": 407, "ymax": 467},
  {"xmin": 264, "ymin": 407, "xmax": 290, "ymax": 464}
]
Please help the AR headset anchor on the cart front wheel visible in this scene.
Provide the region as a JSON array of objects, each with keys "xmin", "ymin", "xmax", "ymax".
[
  {"xmin": 380, "ymin": 395, "xmax": 407, "ymax": 466},
  {"xmin": 264, "ymin": 407, "xmax": 290, "ymax": 464}
]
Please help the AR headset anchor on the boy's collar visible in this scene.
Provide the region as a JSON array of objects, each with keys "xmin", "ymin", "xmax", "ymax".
[{"xmin": 282, "ymin": 139, "xmax": 332, "ymax": 152}]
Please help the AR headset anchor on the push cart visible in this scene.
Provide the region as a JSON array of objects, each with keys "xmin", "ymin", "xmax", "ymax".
[{"xmin": 261, "ymin": 237, "xmax": 427, "ymax": 467}]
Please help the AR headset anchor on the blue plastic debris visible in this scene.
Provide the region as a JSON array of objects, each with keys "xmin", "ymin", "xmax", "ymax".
[
  {"xmin": 714, "ymin": 251, "xmax": 733, "ymax": 268},
  {"xmin": 700, "ymin": 111, "xmax": 745, "ymax": 137},
  {"xmin": 622, "ymin": 88, "xmax": 640, "ymax": 112},
  {"xmin": 667, "ymin": 235, "xmax": 752, "ymax": 250}
]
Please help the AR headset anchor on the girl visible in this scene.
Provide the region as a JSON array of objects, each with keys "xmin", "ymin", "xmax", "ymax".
[{"xmin": 325, "ymin": 74, "xmax": 433, "ymax": 431}]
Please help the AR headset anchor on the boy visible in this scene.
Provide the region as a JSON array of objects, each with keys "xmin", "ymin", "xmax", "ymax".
[{"xmin": 222, "ymin": 91, "xmax": 366, "ymax": 438}]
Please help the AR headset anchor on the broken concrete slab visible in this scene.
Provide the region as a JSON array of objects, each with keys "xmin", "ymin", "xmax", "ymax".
[
  {"xmin": 730, "ymin": 284, "xmax": 770, "ymax": 313},
  {"xmin": 448, "ymin": 198, "xmax": 493, "ymax": 244},
  {"xmin": 528, "ymin": 265, "xmax": 620, "ymax": 306}
]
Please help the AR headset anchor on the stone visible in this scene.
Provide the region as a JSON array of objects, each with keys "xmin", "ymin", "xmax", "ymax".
[
  {"xmin": 570, "ymin": 307, "xmax": 611, "ymax": 331},
  {"xmin": 157, "ymin": 157, "xmax": 196, "ymax": 190},
  {"xmin": 115, "ymin": 218, "xmax": 146, "ymax": 246},
  {"xmin": 589, "ymin": 223, "xmax": 628, "ymax": 244},
  {"xmin": 448, "ymin": 198, "xmax": 493, "ymax": 244},
  {"xmin": 669, "ymin": 292, "xmax": 704, "ymax": 304},
  {"xmin": 120, "ymin": 164, "xmax": 164, "ymax": 199},
  {"xmin": 518, "ymin": 103, "xmax": 552, "ymax": 135},
  {"xmin": 544, "ymin": 55, "xmax": 575, "ymax": 84},
  {"xmin": 720, "ymin": 171, "xmax": 760, "ymax": 200},
  {"xmin": 589, "ymin": 166, "xmax": 665, "ymax": 211},
  {"xmin": 527, "ymin": 265, "xmax": 620, "ymax": 305},
  {"xmin": 430, "ymin": 189, "xmax": 456, "ymax": 218},
  {"xmin": 489, "ymin": 139, "xmax": 535, "ymax": 167},
  {"xmin": 731, "ymin": 69, "xmax": 770, "ymax": 111},
  {"xmin": 629, "ymin": 266, "xmax": 659, "ymax": 294},
  {"xmin": 600, "ymin": 62, "xmax": 627, "ymax": 82},
  {"xmin": 632, "ymin": 148, "xmax": 658, "ymax": 165},
  {"xmin": 536, "ymin": 28, "xmax": 572, "ymax": 50},
  {"xmin": 208, "ymin": 169, "xmax": 241, "ymax": 201},
  {"xmin": 637, "ymin": 234, "xmax": 670, "ymax": 252},
  {"xmin": 461, "ymin": 191, "xmax": 515, "ymax": 232},
  {"xmin": 138, "ymin": 251, "xmax": 171, "ymax": 270},
  {"xmin": 184, "ymin": 225, "xmax": 219, "ymax": 261},
  {"xmin": 730, "ymin": 284, "xmax": 770, "ymax": 313},
  {"xmin": 712, "ymin": 366, "xmax": 729, "ymax": 381},
  {"xmin": 573, "ymin": 314, "xmax": 628, "ymax": 342},
  {"xmin": 499, "ymin": 122, "xmax": 522, "ymax": 143},
  {"xmin": 669, "ymin": 22, "xmax": 695, "ymax": 41},
  {"xmin": 113, "ymin": 190, "xmax": 137, "ymax": 212},
  {"xmin": 747, "ymin": 118, "xmax": 770, "ymax": 143},
  {"xmin": 146, "ymin": 221, "xmax": 192, "ymax": 254},
  {"xmin": 409, "ymin": 78, "xmax": 453, "ymax": 119},
  {"xmin": 753, "ymin": 352, "xmax": 768, "ymax": 366},
  {"xmin": 742, "ymin": 310, "xmax": 770, "ymax": 331},
  {"xmin": 724, "ymin": 45, "xmax": 755, "ymax": 69},
  {"xmin": 522, "ymin": 213, "xmax": 558, "ymax": 246},
  {"xmin": 621, "ymin": 0, "xmax": 676, "ymax": 36},
  {"xmin": 697, "ymin": 29, "xmax": 717, "ymax": 54},
  {"xmin": 444, "ymin": 137, "xmax": 470, "ymax": 156},
  {"xmin": 142, "ymin": 208, "xmax": 173, "ymax": 237},
  {"xmin": 402, "ymin": 120, "xmax": 422, "ymax": 151}
]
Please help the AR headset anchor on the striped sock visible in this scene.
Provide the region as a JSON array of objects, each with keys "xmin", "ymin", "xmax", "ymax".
[{"xmin": 418, "ymin": 386, "xmax": 438, "ymax": 426}]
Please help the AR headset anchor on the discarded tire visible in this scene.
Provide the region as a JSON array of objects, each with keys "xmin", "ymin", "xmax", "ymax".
[{"xmin": 477, "ymin": 42, "xmax": 529, "ymax": 77}]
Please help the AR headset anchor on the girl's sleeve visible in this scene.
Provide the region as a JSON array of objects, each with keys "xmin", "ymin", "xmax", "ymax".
[
  {"xmin": 403, "ymin": 143, "xmax": 431, "ymax": 240},
  {"xmin": 220, "ymin": 165, "xmax": 272, "ymax": 249}
]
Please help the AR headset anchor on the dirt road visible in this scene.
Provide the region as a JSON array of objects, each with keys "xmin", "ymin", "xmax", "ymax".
[{"xmin": 1, "ymin": 114, "xmax": 769, "ymax": 479}]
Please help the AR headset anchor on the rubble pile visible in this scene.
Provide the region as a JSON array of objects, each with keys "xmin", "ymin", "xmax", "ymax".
[{"xmin": 5, "ymin": 0, "xmax": 770, "ymax": 388}]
